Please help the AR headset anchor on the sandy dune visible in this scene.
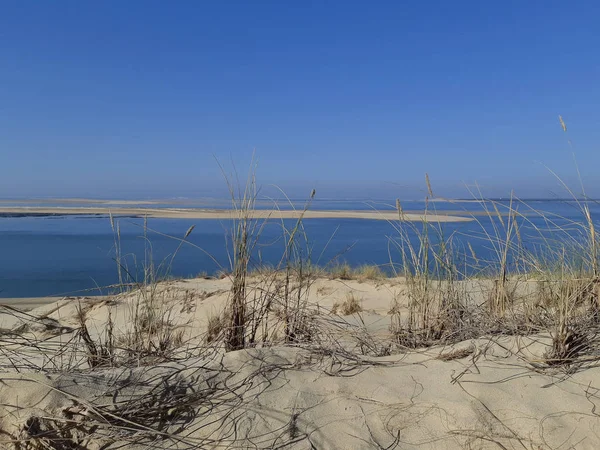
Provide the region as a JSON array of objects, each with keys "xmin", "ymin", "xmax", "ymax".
[{"xmin": 1, "ymin": 276, "xmax": 598, "ymax": 449}]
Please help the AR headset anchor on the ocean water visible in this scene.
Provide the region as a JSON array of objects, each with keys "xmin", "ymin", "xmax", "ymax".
[{"xmin": 1, "ymin": 199, "xmax": 599, "ymax": 298}]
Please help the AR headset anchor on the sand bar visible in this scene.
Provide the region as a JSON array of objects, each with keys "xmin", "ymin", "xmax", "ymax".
[{"xmin": 0, "ymin": 206, "xmax": 472, "ymax": 222}]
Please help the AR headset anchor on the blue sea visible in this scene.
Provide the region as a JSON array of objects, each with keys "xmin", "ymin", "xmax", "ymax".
[{"xmin": 1, "ymin": 198, "xmax": 599, "ymax": 298}]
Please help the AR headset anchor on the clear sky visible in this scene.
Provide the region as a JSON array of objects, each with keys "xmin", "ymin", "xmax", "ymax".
[{"xmin": 1, "ymin": 1, "xmax": 599, "ymax": 199}]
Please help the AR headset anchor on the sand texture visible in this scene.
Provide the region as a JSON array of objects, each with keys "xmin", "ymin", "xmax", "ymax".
[{"xmin": 1, "ymin": 276, "xmax": 600, "ymax": 448}]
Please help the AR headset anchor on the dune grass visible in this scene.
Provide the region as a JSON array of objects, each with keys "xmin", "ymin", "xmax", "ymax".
[{"xmin": 331, "ymin": 292, "xmax": 363, "ymax": 315}]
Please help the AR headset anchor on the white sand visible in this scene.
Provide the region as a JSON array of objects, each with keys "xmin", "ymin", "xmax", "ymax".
[{"xmin": 1, "ymin": 276, "xmax": 598, "ymax": 449}]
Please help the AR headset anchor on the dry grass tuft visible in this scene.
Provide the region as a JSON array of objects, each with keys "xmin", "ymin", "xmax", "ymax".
[
  {"xmin": 355, "ymin": 264, "xmax": 386, "ymax": 280},
  {"xmin": 326, "ymin": 263, "xmax": 387, "ymax": 281},
  {"xmin": 205, "ymin": 310, "xmax": 229, "ymax": 344},
  {"xmin": 331, "ymin": 292, "xmax": 363, "ymax": 315},
  {"xmin": 328, "ymin": 262, "xmax": 354, "ymax": 280}
]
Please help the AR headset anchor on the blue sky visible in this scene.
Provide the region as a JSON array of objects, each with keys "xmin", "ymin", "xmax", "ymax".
[{"xmin": 1, "ymin": 1, "xmax": 599, "ymax": 199}]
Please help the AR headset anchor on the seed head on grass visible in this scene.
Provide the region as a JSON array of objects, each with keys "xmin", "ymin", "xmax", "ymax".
[
  {"xmin": 559, "ymin": 115, "xmax": 567, "ymax": 132},
  {"xmin": 396, "ymin": 198, "xmax": 404, "ymax": 221},
  {"xmin": 425, "ymin": 173, "xmax": 434, "ymax": 198}
]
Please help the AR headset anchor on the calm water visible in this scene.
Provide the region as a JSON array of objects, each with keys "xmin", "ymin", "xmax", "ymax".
[{"xmin": 1, "ymin": 199, "xmax": 599, "ymax": 298}]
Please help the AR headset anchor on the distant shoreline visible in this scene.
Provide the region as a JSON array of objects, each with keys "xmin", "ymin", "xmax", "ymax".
[
  {"xmin": 0, "ymin": 206, "xmax": 473, "ymax": 222},
  {"xmin": 1, "ymin": 197, "xmax": 595, "ymax": 203}
]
